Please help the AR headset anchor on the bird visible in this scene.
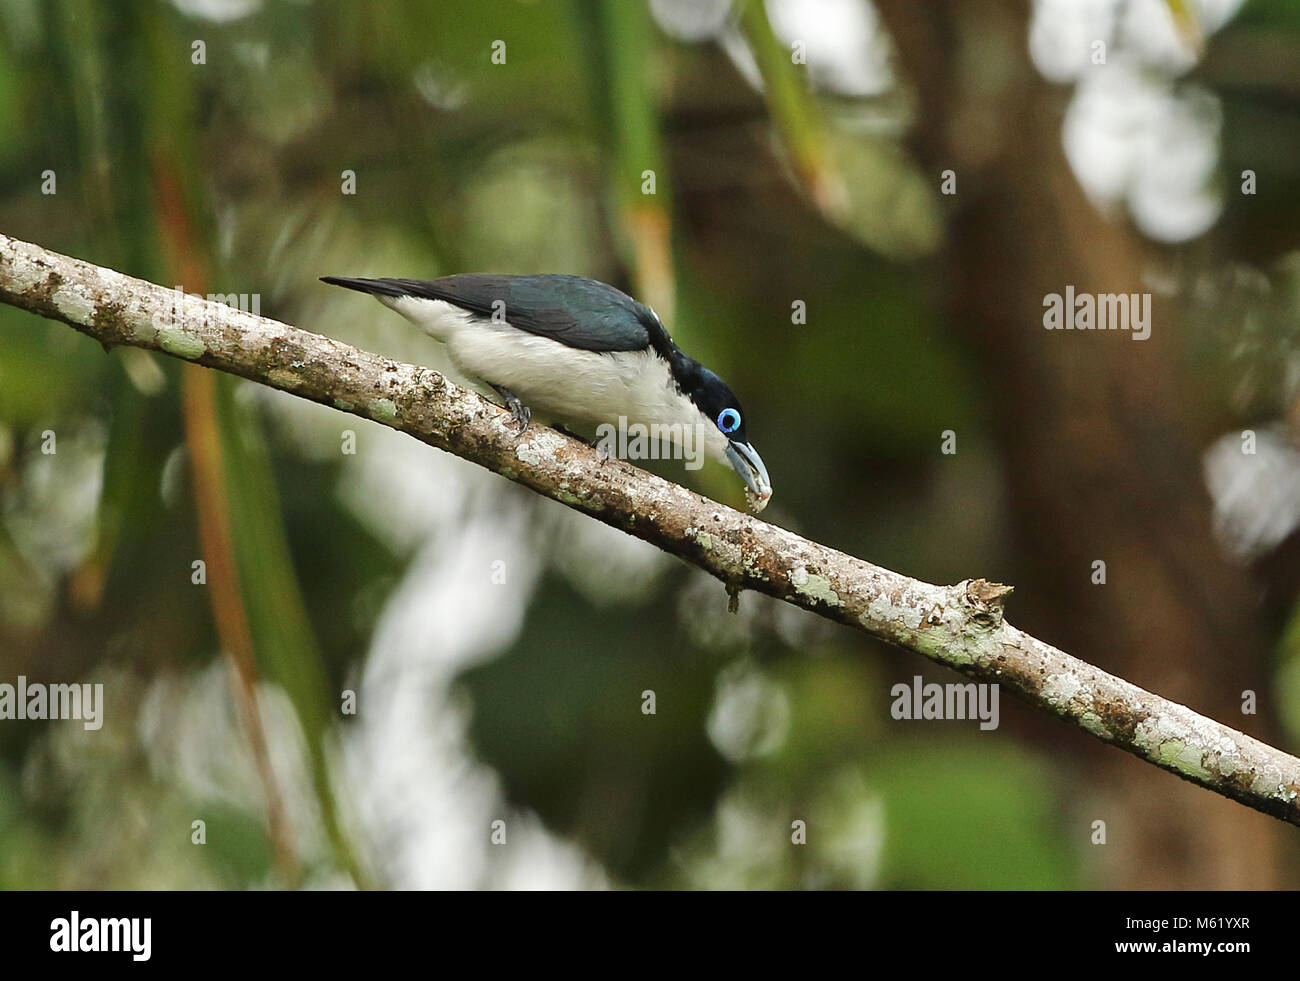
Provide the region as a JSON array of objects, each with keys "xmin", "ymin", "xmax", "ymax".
[{"xmin": 320, "ymin": 273, "xmax": 772, "ymax": 511}]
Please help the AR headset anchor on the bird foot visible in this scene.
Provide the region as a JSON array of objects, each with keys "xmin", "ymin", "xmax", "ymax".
[{"xmin": 491, "ymin": 385, "xmax": 532, "ymax": 437}]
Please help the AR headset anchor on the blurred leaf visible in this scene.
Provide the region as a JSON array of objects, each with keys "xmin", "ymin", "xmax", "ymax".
[
  {"xmin": 872, "ymin": 739, "xmax": 1077, "ymax": 889},
  {"xmin": 584, "ymin": 0, "xmax": 676, "ymax": 319},
  {"xmin": 738, "ymin": 0, "xmax": 849, "ymax": 222},
  {"xmin": 460, "ymin": 570, "xmax": 729, "ymax": 882},
  {"xmin": 215, "ymin": 377, "xmax": 362, "ymax": 883}
]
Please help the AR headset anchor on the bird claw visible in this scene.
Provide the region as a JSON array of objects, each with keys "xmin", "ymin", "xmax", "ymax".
[{"xmin": 491, "ymin": 385, "xmax": 531, "ymax": 438}]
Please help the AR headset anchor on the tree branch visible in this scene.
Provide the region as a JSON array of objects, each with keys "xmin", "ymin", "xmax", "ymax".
[{"xmin": 4, "ymin": 230, "xmax": 1298, "ymax": 827}]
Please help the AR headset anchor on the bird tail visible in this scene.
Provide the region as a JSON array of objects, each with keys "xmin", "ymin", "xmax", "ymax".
[{"xmin": 320, "ymin": 276, "xmax": 412, "ymax": 298}]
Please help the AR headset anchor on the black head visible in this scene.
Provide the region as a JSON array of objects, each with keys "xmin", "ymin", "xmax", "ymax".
[
  {"xmin": 678, "ymin": 359, "xmax": 771, "ymax": 510},
  {"xmin": 685, "ymin": 364, "xmax": 751, "ymax": 445}
]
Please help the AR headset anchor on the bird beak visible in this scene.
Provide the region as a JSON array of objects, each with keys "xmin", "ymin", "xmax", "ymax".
[{"xmin": 726, "ymin": 440, "xmax": 772, "ymax": 513}]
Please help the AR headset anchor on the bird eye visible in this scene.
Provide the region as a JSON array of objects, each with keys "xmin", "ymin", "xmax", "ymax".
[{"xmin": 717, "ymin": 408, "xmax": 741, "ymax": 434}]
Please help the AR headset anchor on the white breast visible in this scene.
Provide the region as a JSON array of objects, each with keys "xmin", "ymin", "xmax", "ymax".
[{"xmin": 379, "ymin": 296, "xmax": 729, "ymax": 463}]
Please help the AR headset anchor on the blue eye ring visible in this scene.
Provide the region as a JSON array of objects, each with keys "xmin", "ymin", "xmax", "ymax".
[{"xmin": 717, "ymin": 408, "xmax": 741, "ymax": 434}]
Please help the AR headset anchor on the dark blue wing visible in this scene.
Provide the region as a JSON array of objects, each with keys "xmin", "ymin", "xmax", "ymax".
[{"xmin": 322, "ymin": 273, "xmax": 653, "ymax": 353}]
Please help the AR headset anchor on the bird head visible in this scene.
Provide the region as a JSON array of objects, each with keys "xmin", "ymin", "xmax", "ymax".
[{"xmin": 682, "ymin": 363, "xmax": 772, "ymax": 513}]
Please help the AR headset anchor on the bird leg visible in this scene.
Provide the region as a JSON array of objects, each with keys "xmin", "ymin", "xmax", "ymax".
[{"xmin": 490, "ymin": 384, "xmax": 531, "ymax": 436}]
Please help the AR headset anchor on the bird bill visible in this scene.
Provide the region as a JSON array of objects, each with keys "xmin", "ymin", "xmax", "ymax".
[{"xmin": 727, "ymin": 441, "xmax": 772, "ymax": 513}]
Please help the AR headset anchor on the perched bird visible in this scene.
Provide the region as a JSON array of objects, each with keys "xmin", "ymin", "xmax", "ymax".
[{"xmin": 321, "ymin": 273, "xmax": 772, "ymax": 511}]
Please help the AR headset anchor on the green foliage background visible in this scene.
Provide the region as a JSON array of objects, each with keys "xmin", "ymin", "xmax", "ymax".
[{"xmin": 0, "ymin": 0, "xmax": 1296, "ymax": 889}]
